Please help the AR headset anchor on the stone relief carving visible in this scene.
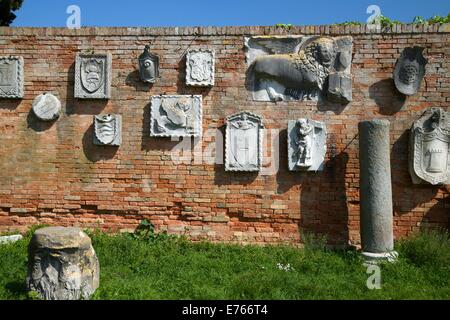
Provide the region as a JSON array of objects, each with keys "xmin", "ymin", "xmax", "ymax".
[
  {"xmin": 27, "ymin": 227, "xmax": 99, "ymax": 300},
  {"xmin": 0, "ymin": 56, "xmax": 24, "ymax": 99},
  {"xmin": 394, "ymin": 47, "xmax": 427, "ymax": 96},
  {"xmin": 32, "ymin": 93, "xmax": 61, "ymax": 121},
  {"xmin": 245, "ymin": 36, "xmax": 353, "ymax": 104},
  {"xmin": 74, "ymin": 53, "xmax": 112, "ymax": 99},
  {"xmin": 150, "ymin": 95, "xmax": 202, "ymax": 137},
  {"xmin": 138, "ymin": 45, "xmax": 159, "ymax": 84},
  {"xmin": 186, "ymin": 49, "xmax": 215, "ymax": 86},
  {"xmin": 225, "ymin": 111, "xmax": 264, "ymax": 172},
  {"xmin": 93, "ymin": 114, "xmax": 122, "ymax": 146},
  {"xmin": 288, "ymin": 118, "xmax": 327, "ymax": 171},
  {"xmin": 409, "ymin": 107, "xmax": 450, "ymax": 185}
]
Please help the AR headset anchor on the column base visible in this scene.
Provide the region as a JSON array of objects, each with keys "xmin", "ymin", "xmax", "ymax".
[{"xmin": 362, "ymin": 251, "xmax": 398, "ymax": 265}]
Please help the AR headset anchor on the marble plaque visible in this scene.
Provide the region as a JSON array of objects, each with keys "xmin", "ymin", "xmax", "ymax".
[
  {"xmin": 150, "ymin": 95, "xmax": 202, "ymax": 137},
  {"xmin": 93, "ymin": 114, "xmax": 122, "ymax": 146},
  {"xmin": 186, "ymin": 49, "xmax": 215, "ymax": 86},
  {"xmin": 288, "ymin": 119, "xmax": 327, "ymax": 172},
  {"xmin": 245, "ymin": 36, "xmax": 353, "ymax": 103},
  {"xmin": 0, "ymin": 56, "xmax": 24, "ymax": 99},
  {"xmin": 409, "ymin": 107, "xmax": 450, "ymax": 185},
  {"xmin": 225, "ymin": 111, "xmax": 264, "ymax": 172},
  {"xmin": 139, "ymin": 45, "xmax": 159, "ymax": 84},
  {"xmin": 394, "ymin": 47, "xmax": 427, "ymax": 96},
  {"xmin": 32, "ymin": 93, "xmax": 61, "ymax": 121},
  {"xmin": 75, "ymin": 53, "xmax": 112, "ymax": 99}
]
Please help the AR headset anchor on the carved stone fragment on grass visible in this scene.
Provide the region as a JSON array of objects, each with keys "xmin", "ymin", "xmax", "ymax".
[{"xmin": 27, "ymin": 227, "xmax": 99, "ymax": 300}]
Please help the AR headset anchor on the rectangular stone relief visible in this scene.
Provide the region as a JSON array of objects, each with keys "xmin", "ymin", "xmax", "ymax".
[
  {"xmin": 245, "ymin": 35, "xmax": 353, "ymax": 104},
  {"xmin": 74, "ymin": 53, "xmax": 112, "ymax": 99},
  {"xmin": 288, "ymin": 119, "xmax": 327, "ymax": 172},
  {"xmin": 186, "ymin": 49, "xmax": 215, "ymax": 86},
  {"xmin": 93, "ymin": 114, "xmax": 122, "ymax": 146},
  {"xmin": 150, "ymin": 95, "xmax": 202, "ymax": 137},
  {"xmin": 0, "ymin": 56, "xmax": 24, "ymax": 99},
  {"xmin": 225, "ymin": 111, "xmax": 264, "ymax": 172}
]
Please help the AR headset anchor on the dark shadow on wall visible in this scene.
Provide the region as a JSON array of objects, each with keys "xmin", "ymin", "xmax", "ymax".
[
  {"xmin": 369, "ymin": 79, "xmax": 406, "ymax": 115},
  {"xmin": 299, "ymin": 151, "xmax": 350, "ymax": 246},
  {"xmin": 390, "ymin": 129, "xmax": 439, "ymax": 216},
  {"xmin": 421, "ymin": 189, "xmax": 450, "ymax": 231},
  {"xmin": 125, "ymin": 69, "xmax": 154, "ymax": 92},
  {"xmin": 82, "ymin": 123, "xmax": 118, "ymax": 162},
  {"xmin": 0, "ymin": 99, "xmax": 21, "ymax": 110},
  {"xmin": 26, "ymin": 110, "xmax": 57, "ymax": 132},
  {"xmin": 65, "ymin": 62, "xmax": 108, "ymax": 115}
]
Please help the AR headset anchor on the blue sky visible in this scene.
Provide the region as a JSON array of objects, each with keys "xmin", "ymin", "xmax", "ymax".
[{"xmin": 11, "ymin": 0, "xmax": 450, "ymax": 27}]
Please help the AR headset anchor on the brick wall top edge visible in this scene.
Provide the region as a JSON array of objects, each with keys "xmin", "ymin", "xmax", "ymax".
[{"xmin": 0, "ymin": 23, "xmax": 449, "ymax": 36}]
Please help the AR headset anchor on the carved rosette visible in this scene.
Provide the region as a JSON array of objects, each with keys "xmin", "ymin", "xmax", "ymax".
[
  {"xmin": 150, "ymin": 95, "xmax": 202, "ymax": 137},
  {"xmin": 74, "ymin": 53, "xmax": 112, "ymax": 99},
  {"xmin": 225, "ymin": 111, "xmax": 264, "ymax": 172},
  {"xmin": 409, "ymin": 107, "xmax": 450, "ymax": 185},
  {"xmin": 0, "ymin": 56, "xmax": 24, "ymax": 99},
  {"xmin": 288, "ymin": 119, "xmax": 327, "ymax": 172},
  {"xmin": 93, "ymin": 114, "xmax": 122, "ymax": 146},
  {"xmin": 186, "ymin": 49, "xmax": 215, "ymax": 87}
]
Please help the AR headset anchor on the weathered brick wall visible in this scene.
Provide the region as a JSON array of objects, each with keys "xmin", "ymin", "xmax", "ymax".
[{"xmin": 0, "ymin": 25, "xmax": 448, "ymax": 246}]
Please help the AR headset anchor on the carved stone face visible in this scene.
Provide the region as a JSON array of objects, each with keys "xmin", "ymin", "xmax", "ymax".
[{"xmin": 315, "ymin": 39, "xmax": 336, "ymax": 68}]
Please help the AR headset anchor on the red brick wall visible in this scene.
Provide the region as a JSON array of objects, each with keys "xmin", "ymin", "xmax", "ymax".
[{"xmin": 0, "ymin": 25, "xmax": 448, "ymax": 246}]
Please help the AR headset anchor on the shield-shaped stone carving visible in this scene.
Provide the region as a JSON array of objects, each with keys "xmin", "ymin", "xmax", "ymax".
[
  {"xmin": 225, "ymin": 111, "xmax": 264, "ymax": 172},
  {"xmin": 75, "ymin": 53, "xmax": 111, "ymax": 99},
  {"xmin": 139, "ymin": 45, "xmax": 159, "ymax": 84},
  {"xmin": 394, "ymin": 47, "xmax": 427, "ymax": 96},
  {"xmin": 94, "ymin": 114, "xmax": 121, "ymax": 146},
  {"xmin": 81, "ymin": 58, "xmax": 104, "ymax": 93},
  {"xmin": 410, "ymin": 107, "xmax": 450, "ymax": 185}
]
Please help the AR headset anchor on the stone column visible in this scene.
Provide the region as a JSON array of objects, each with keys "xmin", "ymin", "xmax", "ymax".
[{"xmin": 358, "ymin": 119, "xmax": 397, "ymax": 263}]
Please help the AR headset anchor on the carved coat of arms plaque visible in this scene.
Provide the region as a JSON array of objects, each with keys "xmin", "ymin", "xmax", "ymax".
[
  {"xmin": 394, "ymin": 47, "xmax": 427, "ymax": 96},
  {"xmin": 409, "ymin": 107, "xmax": 450, "ymax": 185},
  {"xmin": 0, "ymin": 56, "xmax": 24, "ymax": 99},
  {"xmin": 93, "ymin": 114, "xmax": 122, "ymax": 146},
  {"xmin": 288, "ymin": 118, "xmax": 327, "ymax": 172},
  {"xmin": 150, "ymin": 95, "xmax": 202, "ymax": 137},
  {"xmin": 225, "ymin": 112, "xmax": 264, "ymax": 172},
  {"xmin": 138, "ymin": 45, "xmax": 159, "ymax": 84},
  {"xmin": 186, "ymin": 49, "xmax": 215, "ymax": 87},
  {"xmin": 75, "ymin": 53, "xmax": 112, "ymax": 99}
]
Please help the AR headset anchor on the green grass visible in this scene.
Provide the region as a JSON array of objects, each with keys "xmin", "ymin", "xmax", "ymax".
[{"xmin": 0, "ymin": 227, "xmax": 449, "ymax": 300}]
